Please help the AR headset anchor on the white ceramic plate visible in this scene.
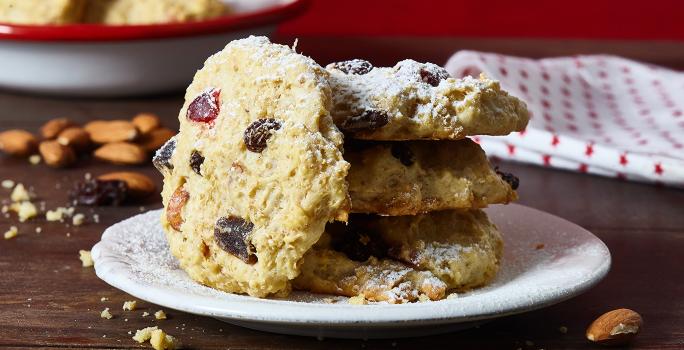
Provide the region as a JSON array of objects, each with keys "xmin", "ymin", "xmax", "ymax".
[{"xmin": 91, "ymin": 204, "xmax": 610, "ymax": 339}]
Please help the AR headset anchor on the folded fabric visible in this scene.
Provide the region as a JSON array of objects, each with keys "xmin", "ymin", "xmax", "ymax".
[{"xmin": 445, "ymin": 51, "xmax": 684, "ymax": 187}]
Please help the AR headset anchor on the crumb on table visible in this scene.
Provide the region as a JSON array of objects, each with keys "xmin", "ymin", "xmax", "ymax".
[
  {"xmin": 4, "ymin": 226, "xmax": 18, "ymax": 240},
  {"xmin": 123, "ymin": 300, "xmax": 137, "ymax": 311},
  {"xmin": 100, "ymin": 307, "xmax": 113, "ymax": 319},
  {"xmin": 155, "ymin": 310, "xmax": 167, "ymax": 320},
  {"xmin": 79, "ymin": 250, "xmax": 94, "ymax": 267},
  {"xmin": 133, "ymin": 326, "xmax": 179, "ymax": 350},
  {"xmin": 348, "ymin": 295, "xmax": 367, "ymax": 305}
]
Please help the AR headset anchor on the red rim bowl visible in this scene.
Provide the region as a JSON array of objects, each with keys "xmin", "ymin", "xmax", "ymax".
[{"xmin": 0, "ymin": 0, "xmax": 308, "ymax": 42}]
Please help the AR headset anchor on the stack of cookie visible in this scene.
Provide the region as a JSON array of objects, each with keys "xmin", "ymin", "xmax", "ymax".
[
  {"xmin": 154, "ymin": 37, "xmax": 528, "ymax": 303},
  {"xmin": 292, "ymin": 59, "xmax": 528, "ymax": 303}
]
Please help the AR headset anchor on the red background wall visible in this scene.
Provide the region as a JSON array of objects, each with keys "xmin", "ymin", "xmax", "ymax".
[{"xmin": 278, "ymin": 0, "xmax": 684, "ymax": 41}]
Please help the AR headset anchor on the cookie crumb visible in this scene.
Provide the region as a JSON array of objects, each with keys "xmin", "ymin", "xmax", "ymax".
[
  {"xmin": 28, "ymin": 154, "xmax": 41, "ymax": 165},
  {"xmin": 1, "ymin": 180, "xmax": 15, "ymax": 189},
  {"xmin": 10, "ymin": 201, "xmax": 38, "ymax": 222},
  {"xmin": 79, "ymin": 250, "xmax": 94, "ymax": 267},
  {"xmin": 35, "ymin": 227, "xmax": 42, "ymax": 233},
  {"xmin": 46, "ymin": 206, "xmax": 75, "ymax": 221},
  {"xmin": 100, "ymin": 297, "xmax": 109, "ymax": 302},
  {"xmin": 1, "ymin": 205, "xmax": 8, "ymax": 213},
  {"xmin": 10, "ymin": 184, "xmax": 30, "ymax": 202},
  {"xmin": 4, "ymin": 226, "xmax": 18, "ymax": 239},
  {"xmin": 348, "ymin": 295, "xmax": 367, "ymax": 305},
  {"xmin": 154, "ymin": 310, "xmax": 167, "ymax": 320},
  {"xmin": 133, "ymin": 326, "xmax": 179, "ymax": 350},
  {"xmin": 72, "ymin": 213, "xmax": 86, "ymax": 226},
  {"xmin": 559, "ymin": 326, "xmax": 568, "ymax": 334},
  {"xmin": 142, "ymin": 311, "xmax": 150, "ymax": 317},
  {"xmin": 123, "ymin": 300, "xmax": 137, "ymax": 311},
  {"xmin": 446, "ymin": 292, "xmax": 459, "ymax": 299},
  {"xmin": 100, "ymin": 308, "xmax": 113, "ymax": 319},
  {"xmin": 93, "ymin": 214, "xmax": 100, "ymax": 223}
]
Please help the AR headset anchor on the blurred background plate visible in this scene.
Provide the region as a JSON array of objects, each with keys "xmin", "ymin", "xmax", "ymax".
[{"xmin": 0, "ymin": 0, "xmax": 307, "ymax": 97}]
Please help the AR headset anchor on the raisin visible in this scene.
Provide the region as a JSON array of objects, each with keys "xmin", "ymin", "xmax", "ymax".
[
  {"xmin": 189, "ymin": 150, "xmax": 204, "ymax": 175},
  {"xmin": 339, "ymin": 110, "xmax": 389, "ymax": 133},
  {"xmin": 153, "ymin": 137, "xmax": 176, "ymax": 172},
  {"xmin": 329, "ymin": 221, "xmax": 388, "ymax": 262},
  {"xmin": 214, "ymin": 216, "xmax": 257, "ymax": 264},
  {"xmin": 495, "ymin": 167, "xmax": 520, "ymax": 190},
  {"xmin": 243, "ymin": 118, "xmax": 281, "ymax": 153},
  {"xmin": 390, "ymin": 143, "xmax": 414, "ymax": 166},
  {"xmin": 69, "ymin": 179, "xmax": 128, "ymax": 206},
  {"xmin": 187, "ymin": 88, "xmax": 221, "ymax": 124},
  {"xmin": 330, "ymin": 59, "xmax": 373, "ymax": 75},
  {"xmin": 420, "ymin": 67, "xmax": 450, "ymax": 87}
]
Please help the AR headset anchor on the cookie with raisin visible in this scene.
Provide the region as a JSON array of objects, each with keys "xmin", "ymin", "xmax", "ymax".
[
  {"xmin": 327, "ymin": 59, "xmax": 529, "ymax": 140},
  {"xmin": 158, "ymin": 36, "xmax": 350, "ymax": 298}
]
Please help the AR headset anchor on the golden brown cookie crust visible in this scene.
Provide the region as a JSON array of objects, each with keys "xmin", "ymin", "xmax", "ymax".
[{"xmin": 347, "ymin": 138, "xmax": 517, "ymax": 215}]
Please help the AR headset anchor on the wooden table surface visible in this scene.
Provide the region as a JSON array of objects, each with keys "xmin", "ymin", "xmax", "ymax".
[{"xmin": 1, "ymin": 37, "xmax": 684, "ymax": 350}]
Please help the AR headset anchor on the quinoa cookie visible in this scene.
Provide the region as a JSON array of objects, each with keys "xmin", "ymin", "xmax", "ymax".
[
  {"xmin": 327, "ymin": 59, "xmax": 529, "ymax": 140},
  {"xmin": 347, "ymin": 138, "xmax": 518, "ymax": 215},
  {"xmin": 156, "ymin": 37, "xmax": 350, "ymax": 298},
  {"xmin": 294, "ymin": 209, "xmax": 503, "ymax": 302},
  {"xmin": 85, "ymin": 0, "xmax": 227, "ymax": 25},
  {"xmin": 0, "ymin": 0, "xmax": 86, "ymax": 25}
]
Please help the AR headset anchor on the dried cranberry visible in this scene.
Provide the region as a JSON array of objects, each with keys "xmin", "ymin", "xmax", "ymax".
[
  {"xmin": 329, "ymin": 221, "xmax": 388, "ymax": 262},
  {"xmin": 420, "ymin": 68, "xmax": 450, "ymax": 87},
  {"xmin": 189, "ymin": 150, "xmax": 204, "ymax": 175},
  {"xmin": 214, "ymin": 216, "xmax": 257, "ymax": 264},
  {"xmin": 243, "ymin": 119, "xmax": 282, "ymax": 153},
  {"xmin": 339, "ymin": 110, "xmax": 389, "ymax": 133},
  {"xmin": 390, "ymin": 143, "xmax": 414, "ymax": 166},
  {"xmin": 330, "ymin": 59, "xmax": 373, "ymax": 75},
  {"xmin": 69, "ymin": 179, "xmax": 128, "ymax": 206},
  {"xmin": 495, "ymin": 167, "xmax": 520, "ymax": 190},
  {"xmin": 153, "ymin": 137, "xmax": 176, "ymax": 172},
  {"xmin": 187, "ymin": 88, "xmax": 221, "ymax": 124}
]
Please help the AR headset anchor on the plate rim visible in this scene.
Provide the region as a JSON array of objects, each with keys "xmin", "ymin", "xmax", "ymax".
[
  {"xmin": 92, "ymin": 204, "xmax": 611, "ymax": 326},
  {"xmin": 0, "ymin": 0, "xmax": 307, "ymax": 42}
]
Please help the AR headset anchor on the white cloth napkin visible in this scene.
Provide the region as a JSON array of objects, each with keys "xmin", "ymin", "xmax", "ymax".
[{"xmin": 445, "ymin": 51, "xmax": 684, "ymax": 187}]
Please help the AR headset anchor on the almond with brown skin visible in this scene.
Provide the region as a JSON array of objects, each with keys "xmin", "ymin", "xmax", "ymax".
[
  {"xmin": 97, "ymin": 172, "xmax": 155, "ymax": 198},
  {"xmin": 94, "ymin": 142, "xmax": 146, "ymax": 165},
  {"xmin": 138, "ymin": 128, "xmax": 175, "ymax": 152},
  {"xmin": 0, "ymin": 129, "xmax": 38, "ymax": 157},
  {"xmin": 166, "ymin": 185, "xmax": 189, "ymax": 231},
  {"xmin": 40, "ymin": 118, "xmax": 76, "ymax": 139},
  {"xmin": 57, "ymin": 127, "xmax": 91, "ymax": 152},
  {"xmin": 84, "ymin": 120, "xmax": 138, "ymax": 144},
  {"xmin": 586, "ymin": 308, "xmax": 642, "ymax": 346},
  {"xmin": 132, "ymin": 113, "xmax": 161, "ymax": 135},
  {"xmin": 39, "ymin": 140, "xmax": 76, "ymax": 168}
]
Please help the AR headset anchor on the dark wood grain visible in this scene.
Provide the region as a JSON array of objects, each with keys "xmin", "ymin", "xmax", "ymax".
[{"xmin": 1, "ymin": 39, "xmax": 684, "ymax": 349}]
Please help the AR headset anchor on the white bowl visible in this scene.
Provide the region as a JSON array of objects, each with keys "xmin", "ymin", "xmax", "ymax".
[{"xmin": 0, "ymin": 0, "xmax": 307, "ymax": 97}]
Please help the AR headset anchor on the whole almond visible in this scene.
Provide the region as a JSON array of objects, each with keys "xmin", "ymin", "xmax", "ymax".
[
  {"xmin": 132, "ymin": 113, "xmax": 161, "ymax": 135},
  {"xmin": 166, "ymin": 185, "xmax": 189, "ymax": 231},
  {"xmin": 84, "ymin": 120, "xmax": 138, "ymax": 144},
  {"xmin": 57, "ymin": 127, "xmax": 91, "ymax": 152},
  {"xmin": 40, "ymin": 118, "xmax": 76, "ymax": 139},
  {"xmin": 94, "ymin": 142, "xmax": 146, "ymax": 165},
  {"xmin": 97, "ymin": 171, "xmax": 155, "ymax": 198},
  {"xmin": 39, "ymin": 140, "xmax": 76, "ymax": 168},
  {"xmin": 586, "ymin": 308, "xmax": 642, "ymax": 346},
  {"xmin": 138, "ymin": 128, "xmax": 175, "ymax": 152},
  {"xmin": 0, "ymin": 129, "xmax": 38, "ymax": 157}
]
